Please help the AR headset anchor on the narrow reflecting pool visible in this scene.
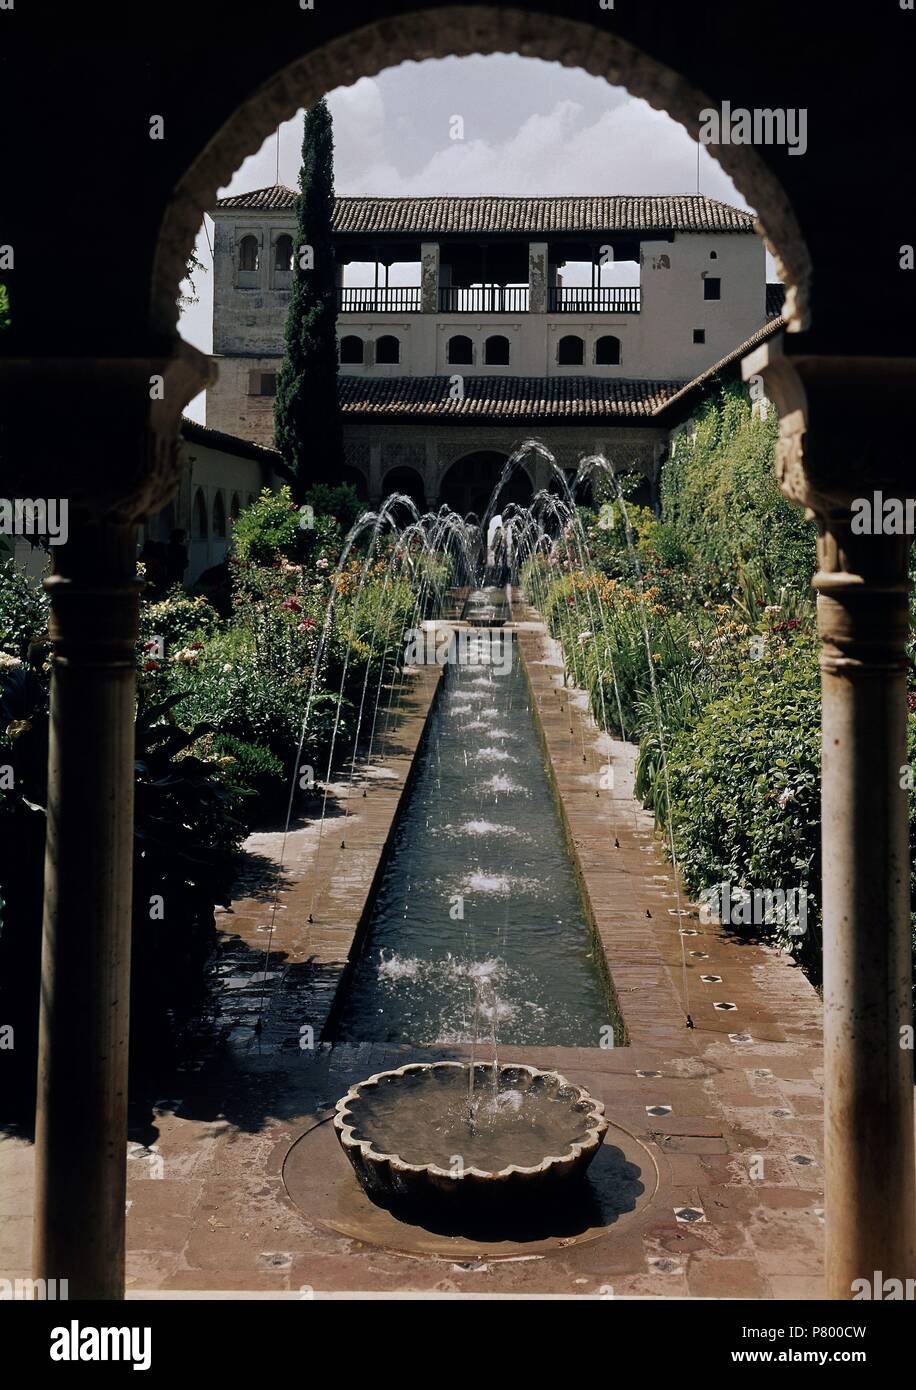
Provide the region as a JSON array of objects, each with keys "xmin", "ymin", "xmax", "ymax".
[{"xmin": 333, "ymin": 627, "xmax": 614, "ymax": 1046}]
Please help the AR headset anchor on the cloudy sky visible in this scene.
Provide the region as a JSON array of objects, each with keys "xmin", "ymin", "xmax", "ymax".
[{"xmin": 180, "ymin": 54, "xmax": 764, "ymax": 420}]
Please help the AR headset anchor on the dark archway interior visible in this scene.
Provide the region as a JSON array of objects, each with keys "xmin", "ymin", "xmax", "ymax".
[
  {"xmin": 383, "ymin": 465, "xmax": 426, "ymax": 514},
  {"xmin": 439, "ymin": 451, "xmax": 532, "ymax": 517}
]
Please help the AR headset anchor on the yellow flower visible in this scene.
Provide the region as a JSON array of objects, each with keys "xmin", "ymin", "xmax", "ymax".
[{"xmin": 6, "ymin": 719, "xmax": 32, "ymax": 737}]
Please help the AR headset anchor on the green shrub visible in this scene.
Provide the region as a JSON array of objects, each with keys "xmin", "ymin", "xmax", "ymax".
[
  {"xmin": 0, "ymin": 558, "xmax": 49, "ymax": 659},
  {"xmin": 660, "ymin": 383, "xmax": 815, "ymax": 593},
  {"xmin": 665, "ymin": 634, "xmax": 822, "ymax": 968}
]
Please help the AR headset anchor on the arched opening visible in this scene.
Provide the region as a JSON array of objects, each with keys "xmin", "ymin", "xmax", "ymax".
[
  {"xmin": 484, "ymin": 334, "xmax": 511, "ymax": 366},
  {"xmin": 338, "ymin": 464, "xmax": 369, "ymax": 502},
  {"xmin": 446, "ymin": 334, "xmax": 474, "ymax": 366},
  {"xmin": 339, "ymin": 334, "xmax": 364, "ymax": 365},
  {"xmin": 212, "ymin": 490, "xmax": 227, "ymax": 540},
  {"xmin": 382, "ymin": 465, "xmax": 425, "ymax": 515},
  {"xmin": 558, "ymin": 334, "xmax": 584, "ymax": 366},
  {"xmin": 439, "ymin": 451, "xmax": 531, "ymax": 517},
  {"xmin": 152, "ymin": 12, "xmax": 810, "ymax": 347},
  {"xmin": 595, "ymin": 335, "xmax": 621, "ymax": 366},
  {"xmin": 238, "ymin": 234, "xmax": 259, "ymax": 273},
  {"xmin": 192, "ymin": 488, "xmax": 209, "ymax": 541},
  {"xmin": 375, "ymin": 334, "xmax": 400, "ymax": 365},
  {"xmin": 230, "ymin": 492, "xmax": 241, "ymax": 523},
  {"xmin": 274, "ymin": 233, "xmax": 294, "ymax": 272}
]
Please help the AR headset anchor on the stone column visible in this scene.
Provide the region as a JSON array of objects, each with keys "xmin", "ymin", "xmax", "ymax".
[
  {"xmin": 744, "ymin": 339, "xmax": 916, "ymax": 1298},
  {"xmin": 3, "ymin": 346, "xmax": 211, "ymax": 1299},
  {"xmin": 420, "ymin": 241, "xmax": 439, "ymax": 313},
  {"xmin": 528, "ymin": 242, "xmax": 548, "ymax": 313},
  {"xmin": 32, "ymin": 518, "xmax": 140, "ymax": 1300}
]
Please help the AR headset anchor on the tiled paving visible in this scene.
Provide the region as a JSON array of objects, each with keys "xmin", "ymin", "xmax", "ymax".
[{"xmin": 0, "ymin": 611, "xmax": 828, "ymax": 1297}]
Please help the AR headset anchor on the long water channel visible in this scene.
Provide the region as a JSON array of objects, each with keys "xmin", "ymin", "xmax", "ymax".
[{"xmin": 334, "ymin": 601, "xmax": 613, "ymax": 1047}]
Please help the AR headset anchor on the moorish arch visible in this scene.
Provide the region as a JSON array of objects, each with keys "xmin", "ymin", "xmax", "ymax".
[
  {"xmin": 19, "ymin": 0, "xmax": 916, "ymax": 1306},
  {"xmin": 151, "ymin": 7, "xmax": 811, "ymax": 342},
  {"xmin": 382, "ymin": 465, "xmax": 425, "ymax": 514},
  {"xmin": 439, "ymin": 450, "xmax": 532, "ymax": 518}
]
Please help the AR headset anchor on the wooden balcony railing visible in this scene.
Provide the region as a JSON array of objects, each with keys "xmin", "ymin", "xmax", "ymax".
[
  {"xmin": 337, "ymin": 286, "xmax": 422, "ymax": 312},
  {"xmin": 548, "ymin": 286, "xmax": 641, "ymax": 313},
  {"xmin": 438, "ymin": 285, "xmax": 530, "ymax": 313}
]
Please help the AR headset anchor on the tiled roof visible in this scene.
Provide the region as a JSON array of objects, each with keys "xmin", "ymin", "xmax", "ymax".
[
  {"xmin": 180, "ymin": 417, "xmax": 285, "ymax": 467},
  {"xmin": 338, "ymin": 375, "xmax": 685, "ymax": 421},
  {"xmin": 216, "ymin": 185, "xmax": 299, "ymax": 210},
  {"xmin": 766, "ymin": 283, "xmax": 787, "ymax": 317},
  {"xmin": 216, "ymin": 187, "xmax": 756, "ymax": 235},
  {"xmin": 653, "ymin": 317, "xmax": 785, "ymax": 417}
]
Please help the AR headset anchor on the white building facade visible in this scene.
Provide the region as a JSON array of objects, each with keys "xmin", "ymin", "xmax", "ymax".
[{"xmin": 206, "ymin": 188, "xmax": 777, "ymax": 511}]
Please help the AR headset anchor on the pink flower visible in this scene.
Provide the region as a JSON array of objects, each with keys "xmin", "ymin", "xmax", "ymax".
[
  {"xmin": 298, "ymin": 618, "xmax": 316, "ymax": 633},
  {"xmin": 282, "ymin": 598, "xmax": 302, "ymax": 613}
]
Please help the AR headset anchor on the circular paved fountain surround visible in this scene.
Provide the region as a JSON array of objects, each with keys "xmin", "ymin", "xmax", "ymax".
[{"xmin": 282, "ymin": 1107, "xmax": 662, "ymax": 1260}]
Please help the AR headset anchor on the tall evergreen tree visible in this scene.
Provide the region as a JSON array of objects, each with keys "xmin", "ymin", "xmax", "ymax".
[{"xmin": 274, "ymin": 99, "xmax": 343, "ymax": 496}]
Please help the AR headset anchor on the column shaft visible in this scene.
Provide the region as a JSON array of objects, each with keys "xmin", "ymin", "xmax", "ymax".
[{"xmin": 32, "ymin": 519, "xmax": 140, "ymax": 1300}]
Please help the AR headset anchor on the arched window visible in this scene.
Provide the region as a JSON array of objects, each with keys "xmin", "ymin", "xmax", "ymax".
[
  {"xmin": 213, "ymin": 492, "xmax": 227, "ymax": 539},
  {"xmin": 484, "ymin": 334, "xmax": 510, "ymax": 366},
  {"xmin": 192, "ymin": 489, "xmax": 208, "ymax": 541},
  {"xmin": 274, "ymin": 234, "xmax": 294, "ymax": 272},
  {"xmin": 230, "ymin": 493, "xmax": 241, "ymax": 522},
  {"xmin": 595, "ymin": 335, "xmax": 621, "ymax": 365},
  {"xmin": 447, "ymin": 334, "xmax": 473, "ymax": 365},
  {"xmin": 339, "ymin": 335, "xmax": 365, "ymax": 364},
  {"xmin": 558, "ymin": 335, "xmax": 584, "ymax": 366},
  {"xmin": 238, "ymin": 235, "xmax": 259, "ymax": 272},
  {"xmin": 375, "ymin": 334, "xmax": 400, "ymax": 365}
]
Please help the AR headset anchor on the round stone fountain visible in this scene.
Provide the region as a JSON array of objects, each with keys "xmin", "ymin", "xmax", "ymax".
[{"xmin": 334, "ymin": 1060, "xmax": 607, "ymax": 1213}]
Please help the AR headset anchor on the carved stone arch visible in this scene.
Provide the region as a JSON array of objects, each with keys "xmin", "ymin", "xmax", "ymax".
[{"xmin": 152, "ymin": 6, "xmax": 810, "ymax": 342}]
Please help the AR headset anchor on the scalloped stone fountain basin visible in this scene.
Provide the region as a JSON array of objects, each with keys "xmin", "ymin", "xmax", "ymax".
[{"xmin": 334, "ymin": 1061, "xmax": 607, "ymax": 1211}]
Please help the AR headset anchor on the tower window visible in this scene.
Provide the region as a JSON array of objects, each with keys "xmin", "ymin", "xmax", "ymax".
[
  {"xmin": 558, "ymin": 334, "xmax": 584, "ymax": 366},
  {"xmin": 704, "ymin": 277, "xmax": 721, "ymax": 300},
  {"xmin": 274, "ymin": 234, "xmax": 294, "ymax": 272},
  {"xmin": 248, "ymin": 371, "xmax": 277, "ymax": 395},
  {"xmin": 238, "ymin": 235, "xmax": 259, "ymax": 272},
  {"xmin": 693, "ymin": 328, "xmax": 706, "ymax": 344}
]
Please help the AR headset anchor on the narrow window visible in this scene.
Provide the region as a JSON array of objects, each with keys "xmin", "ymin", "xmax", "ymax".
[
  {"xmin": 274, "ymin": 234, "xmax": 294, "ymax": 272},
  {"xmin": 447, "ymin": 334, "xmax": 473, "ymax": 365},
  {"xmin": 595, "ymin": 335, "xmax": 621, "ymax": 366},
  {"xmin": 192, "ymin": 489, "xmax": 208, "ymax": 541},
  {"xmin": 484, "ymin": 335, "xmax": 510, "ymax": 366},
  {"xmin": 558, "ymin": 334, "xmax": 584, "ymax": 366},
  {"xmin": 213, "ymin": 492, "xmax": 227, "ymax": 539},
  {"xmin": 339, "ymin": 335, "xmax": 365, "ymax": 365},
  {"xmin": 693, "ymin": 328, "xmax": 706, "ymax": 344},
  {"xmin": 238, "ymin": 235, "xmax": 259, "ymax": 272},
  {"xmin": 375, "ymin": 334, "xmax": 400, "ymax": 365},
  {"xmin": 704, "ymin": 277, "xmax": 721, "ymax": 300}
]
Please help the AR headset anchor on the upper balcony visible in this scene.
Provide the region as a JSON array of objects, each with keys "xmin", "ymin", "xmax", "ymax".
[
  {"xmin": 338, "ymin": 286, "xmax": 421, "ymax": 313},
  {"xmin": 336, "ymin": 283, "xmax": 641, "ymax": 314},
  {"xmin": 548, "ymin": 286, "xmax": 641, "ymax": 314},
  {"xmin": 438, "ymin": 286, "xmax": 530, "ymax": 313}
]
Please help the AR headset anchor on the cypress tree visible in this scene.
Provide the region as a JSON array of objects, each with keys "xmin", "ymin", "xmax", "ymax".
[{"xmin": 274, "ymin": 99, "xmax": 343, "ymax": 496}]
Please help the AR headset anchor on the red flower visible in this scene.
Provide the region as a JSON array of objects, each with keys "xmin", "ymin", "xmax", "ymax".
[
  {"xmin": 282, "ymin": 597, "xmax": 302, "ymax": 613},
  {"xmin": 142, "ymin": 660, "xmax": 161, "ymax": 672}
]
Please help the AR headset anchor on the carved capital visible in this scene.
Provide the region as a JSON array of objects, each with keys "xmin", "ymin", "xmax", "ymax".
[
  {"xmin": 742, "ymin": 339, "xmax": 916, "ymax": 674},
  {"xmin": 0, "ymin": 339, "xmax": 213, "ymax": 522}
]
